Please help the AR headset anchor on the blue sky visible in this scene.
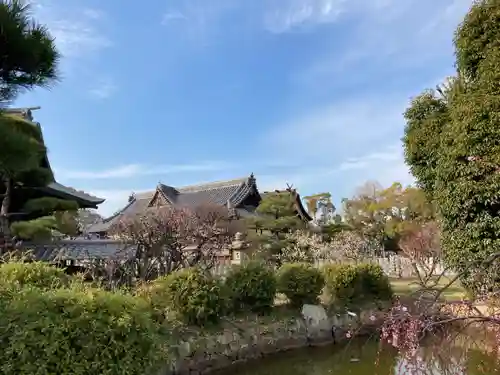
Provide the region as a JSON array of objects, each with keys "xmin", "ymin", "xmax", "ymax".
[{"xmin": 17, "ymin": 0, "xmax": 472, "ymax": 217}]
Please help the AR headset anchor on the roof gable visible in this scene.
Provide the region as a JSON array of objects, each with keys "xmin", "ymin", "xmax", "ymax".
[
  {"xmin": 88, "ymin": 174, "xmax": 260, "ymax": 234},
  {"xmin": 152, "ymin": 174, "xmax": 258, "ymax": 209}
]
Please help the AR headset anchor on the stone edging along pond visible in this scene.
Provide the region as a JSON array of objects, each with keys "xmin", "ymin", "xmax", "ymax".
[{"xmin": 159, "ymin": 306, "xmax": 384, "ymax": 375}]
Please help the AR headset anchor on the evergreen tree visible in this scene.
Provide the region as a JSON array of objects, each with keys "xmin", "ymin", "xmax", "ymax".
[
  {"xmin": 403, "ymin": 0, "xmax": 500, "ymax": 292},
  {"xmin": 0, "ymin": 1, "xmax": 77, "ymax": 246},
  {"xmin": 247, "ymin": 190, "xmax": 306, "ymax": 266}
]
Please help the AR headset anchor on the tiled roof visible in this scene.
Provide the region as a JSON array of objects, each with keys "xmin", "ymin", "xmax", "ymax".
[
  {"xmin": 21, "ymin": 239, "xmax": 233, "ymax": 262},
  {"xmin": 87, "ymin": 175, "xmax": 259, "ymax": 233},
  {"xmin": 20, "ymin": 239, "xmax": 135, "ymax": 261},
  {"xmin": 159, "ymin": 176, "xmax": 252, "ymax": 207},
  {"xmin": 45, "ymin": 182, "xmax": 105, "ymax": 204},
  {"xmin": 87, "ymin": 190, "xmax": 155, "ymax": 233}
]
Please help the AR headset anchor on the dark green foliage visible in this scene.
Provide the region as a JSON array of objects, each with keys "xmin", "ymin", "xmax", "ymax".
[
  {"xmin": 322, "ymin": 263, "xmax": 393, "ymax": 307},
  {"xmin": 0, "ymin": 261, "xmax": 68, "ymax": 289},
  {"xmin": 252, "ymin": 191, "xmax": 304, "ymax": 233},
  {"xmin": 248, "ymin": 191, "xmax": 305, "ymax": 265},
  {"xmin": 0, "ymin": 0, "xmax": 60, "ymax": 101},
  {"xmin": 403, "ymin": 0, "xmax": 500, "ymax": 292},
  {"xmin": 0, "ymin": 114, "xmax": 47, "ymax": 176},
  {"xmin": 23, "ymin": 197, "xmax": 78, "ymax": 215},
  {"xmin": 403, "ymin": 91, "xmax": 449, "ymax": 197},
  {"xmin": 11, "ymin": 209, "xmax": 80, "ymax": 240},
  {"xmin": 224, "ymin": 262, "xmax": 277, "ymax": 314},
  {"xmin": 0, "ymin": 0, "xmax": 61, "ymax": 247},
  {"xmin": 163, "ymin": 268, "xmax": 224, "ymax": 325},
  {"xmin": 454, "ymin": 0, "xmax": 500, "ymax": 82},
  {"xmin": 11, "ymin": 215, "xmax": 56, "ymax": 239},
  {"xmin": 0, "ymin": 285, "xmax": 163, "ymax": 375},
  {"xmin": 276, "ymin": 263, "xmax": 324, "ymax": 307}
]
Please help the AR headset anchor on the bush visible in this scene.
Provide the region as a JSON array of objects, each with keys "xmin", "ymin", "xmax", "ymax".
[
  {"xmin": 276, "ymin": 263, "xmax": 324, "ymax": 307},
  {"xmin": 0, "ymin": 261, "xmax": 68, "ymax": 289},
  {"xmin": 224, "ymin": 261, "xmax": 277, "ymax": 314},
  {"xmin": 163, "ymin": 267, "xmax": 224, "ymax": 325},
  {"xmin": 323, "ymin": 263, "xmax": 393, "ymax": 307},
  {"xmin": 0, "ymin": 285, "xmax": 164, "ymax": 375},
  {"xmin": 135, "ymin": 279, "xmax": 173, "ymax": 324}
]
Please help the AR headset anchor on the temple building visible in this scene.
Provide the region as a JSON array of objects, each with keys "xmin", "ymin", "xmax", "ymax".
[
  {"xmin": 2, "ymin": 107, "xmax": 105, "ymax": 221},
  {"xmin": 88, "ymin": 174, "xmax": 312, "ymax": 238}
]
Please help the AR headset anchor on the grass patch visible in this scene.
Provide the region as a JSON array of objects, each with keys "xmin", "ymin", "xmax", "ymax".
[{"xmin": 390, "ymin": 277, "xmax": 466, "ymax": 301}]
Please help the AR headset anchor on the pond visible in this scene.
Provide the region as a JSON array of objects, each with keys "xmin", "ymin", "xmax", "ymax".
[{"xmin": 214, "ymin": 339, "xmax": 500, "ymax": 375}]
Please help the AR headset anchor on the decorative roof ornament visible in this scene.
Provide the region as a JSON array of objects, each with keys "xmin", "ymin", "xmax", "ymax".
[
  {"xmin": 128, "ymin": 192, "xmax": 135, "ymax": 203},
  {"xmin": 248, "ymin": 173, "xmax": 256, "ymax": 186}
]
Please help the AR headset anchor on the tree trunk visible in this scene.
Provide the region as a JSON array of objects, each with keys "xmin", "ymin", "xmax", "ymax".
[{"xmin": 0, "ymin": 176, "xmax": 12, "ymax": 253}]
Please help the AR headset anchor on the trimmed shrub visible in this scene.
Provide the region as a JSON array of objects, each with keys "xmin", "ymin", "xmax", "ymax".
[
  {"xmin": 224, "ymin": 261, "xmax": 277, "ymax": 314},
  {"xmin": 0, "ymin": 285, "xmax": 164, "ymax": 375},
  {"xmin": 276, "ymin": 263, "xmax": 324, "ymax": 307},
  {"xmin": 323, "ymin": 263, "xmax": 393, "ymax": 307},
  {"xmin": 163, "ymin": 267, "xmax": 224, "ymax": 325},
  {"xmin": 0, "ymin": 261, "xmax": 68, "ymax": 289}
]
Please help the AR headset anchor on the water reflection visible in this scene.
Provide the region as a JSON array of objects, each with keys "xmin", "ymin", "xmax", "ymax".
[{"xmin": 214, "ymin": 339, "xmax": 500, "ymax": 375}]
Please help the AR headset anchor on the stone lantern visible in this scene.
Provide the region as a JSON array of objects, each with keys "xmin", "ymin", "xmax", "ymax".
[{"xmin": 231, "ymin": 232, "xmax": 248, "ymax": 265}]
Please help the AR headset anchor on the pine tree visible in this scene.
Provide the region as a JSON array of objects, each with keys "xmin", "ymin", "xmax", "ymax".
[
  {"xmin": 247, "ymin": 190, "xmax": 306, "ymax": 266},
  {"xmin": 0, "ymin": 1, "xmax": 78, "ymax": 247}
]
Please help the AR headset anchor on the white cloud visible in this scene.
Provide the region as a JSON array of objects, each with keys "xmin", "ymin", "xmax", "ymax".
[
  {"xmin": 161, "ymin": 10, "xmax": 188, "ymax": 24},
  {"xmin": 29, "ymin": 1, "xmax": 111, "ymax": 60},
  {"xmin": 88, "ymin": 79, "xmax": 117, "ymax": 99},
  {"xmin": 294, "ymin": 0, "xmax": 473, "ymax": 87},
  {"xmin": 335, "ymin": 146, "xmax": 414, "ymax": 188},
  {"xmin": 263, "ymin": 0, "xmax": 399, "ymax": 34},
  {"xmin": 265, "ymin": 95, "xmax": 407, "ymax": 162},
  {"xmin": 338, "ymin": 146, "xmax": 401, "ymax": 171},
  {"xmin": 88, "ymin": 147, "xmax": 415, "ymax": 218},
  {"xmin": 260, "ymin": 91, "xmax": 416, "ymax": 202},
  {"xmin": 160, "ymin": 0, "xmax": 239, "ymax": 45},
  {"xmin": 264, "ymin": 0, "xmax": 346, "ymax": 33},
  {"xmin": 57, "ymin": 161, "xmax": 235, "ymax": 180},
  {"xmin": 263, "ymin": 0, "xmax": 471, "ymax": 199}
]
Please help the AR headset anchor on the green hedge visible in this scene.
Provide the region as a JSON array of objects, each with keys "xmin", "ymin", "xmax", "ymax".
[
  {"xmin": 163, "ymin": 267, "xmax": 225, "ymax": 325},
  {"xmin": 224, "ymin": 262, "xmax": 277, "ymax": 314},
  {"xmin": 0, "ymin": 261, "xmax": 69, "ymax": 289},
  {"xmin": 277, "ymin": 263, "xmax": 324, "ymax": 307},
  {"xmin": 0, "ymin": 284, "xmax": 164, "ymax": 375},
  {"xmin": 323, "ymin": 263, "xmax": 393, "ymax": 307},
  {"xmin": 135, "ymin": 279, "xmax": 173, "ymax": 324}
]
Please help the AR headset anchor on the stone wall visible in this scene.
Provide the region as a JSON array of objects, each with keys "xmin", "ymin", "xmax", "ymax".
[
  {"xmin": 211, "ymin": 256, "xmax": 456, "ymax": 280},
  {"xmin": 159, "ymin": 307, "xmax": 384, "ymax": 375}
]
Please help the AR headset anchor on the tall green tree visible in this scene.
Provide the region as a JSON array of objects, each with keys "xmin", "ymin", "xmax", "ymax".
[
  {"xmin": 403, "ymin": 0, "xmax": 500, "ymax": 292},
  {"xmin": 0, "ymin": 1, "xmax": 70, "ymax": 246}
]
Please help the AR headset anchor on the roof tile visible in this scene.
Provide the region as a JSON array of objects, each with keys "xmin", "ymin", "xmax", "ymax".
[{"xmin": 88, "ymin": 175, "xmax": 258, "ymax": 233}]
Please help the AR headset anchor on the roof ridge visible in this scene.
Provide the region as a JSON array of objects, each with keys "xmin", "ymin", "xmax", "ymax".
[
  {"xmin": 102, "ymin": 198, "xmax": 136, "ymax": 223},
  {"xmin": 47, "ymin": 182, "xmax": 104, "ymax": 203},
  {"xmin": 176, "ymin": 176, "xmax": 248, "ymax": 193}
]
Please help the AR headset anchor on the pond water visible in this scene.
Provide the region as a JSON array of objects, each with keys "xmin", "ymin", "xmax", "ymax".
[{"xmin": 214, "ymin": 339, "xmax": 500, "ymax": 375}]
